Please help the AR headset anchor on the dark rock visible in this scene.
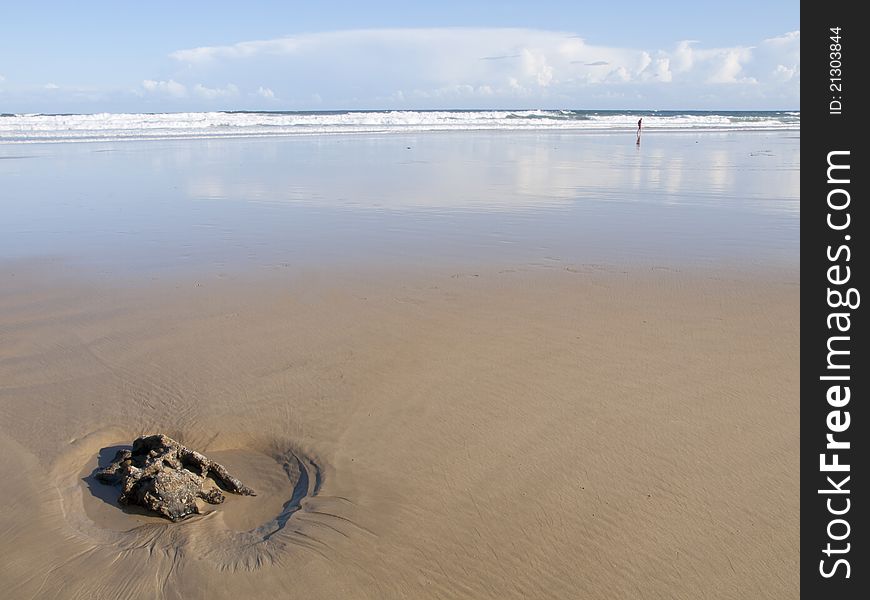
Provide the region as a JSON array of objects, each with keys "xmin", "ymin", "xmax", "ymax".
[{"xmin": 95, "ymin": 434, "xmax": 255, "ymax": 521}]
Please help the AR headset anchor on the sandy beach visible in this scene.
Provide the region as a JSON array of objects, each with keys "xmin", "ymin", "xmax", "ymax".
[
  {"xmin": 0, "ymin": 261, "xmax": 799, "ymax": 599},
  {"xmin": 0, "ymin": 130, "xmax": 799, "ymax": 598}
]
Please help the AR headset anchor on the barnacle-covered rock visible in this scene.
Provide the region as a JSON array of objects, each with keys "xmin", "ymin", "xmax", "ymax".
[{"xmin": 95, "ymin": 434, "xmax": 255, "ymax": 521}]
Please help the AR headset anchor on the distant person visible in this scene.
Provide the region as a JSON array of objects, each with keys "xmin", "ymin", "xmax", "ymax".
[{"xmin": 636, "ymin": 117, "xmax": 642, "ymax": 145}]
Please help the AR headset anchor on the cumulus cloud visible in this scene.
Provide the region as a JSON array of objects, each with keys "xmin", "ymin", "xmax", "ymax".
[
  {"xmin": 140, "ymin": 80, "xmax": 242, "ymax": 103},
  {"xmin": 142, "ymin": 79, "xmax": 188, "ymax": 98},
  {"xmin": 749, "ymin": 31, "xmax": 800, "ymax": 83},
  {"xmin": 8, "ymin": 28, "xmax": 796, "ymax": 112},
  {"xmin": 170, "ymin": 37, "xmax": 305, "ymax": 63},
  {"xmin": 665, "ymin": 42, "xmax": 755, "ymax": 84},
  {"xmin": 639, "ymin": 54, "xmax": 672, "ymax": 82},
  {"xmin": 163, "ymin": 28, "xmax": 799, "ymax": 108},
  {"xmin": 671, "ymin": 40, "xmax": 698, "ymax": 73},
  {"xmin": 193, "ymin": 83, "xmax": 239, "ymax": 99},
  {"xmin": 256, "ymin": 86, "xmax": 275, "ymax": 99}
]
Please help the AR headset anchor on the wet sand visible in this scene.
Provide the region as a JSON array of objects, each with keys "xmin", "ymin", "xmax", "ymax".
[
  {"xmin": 0, "ymin": 130, "xmax": 799, "ymax": 598},
  {"xmin": 0, "ymin": 260, "xmax": 798, "ymax": 599}
]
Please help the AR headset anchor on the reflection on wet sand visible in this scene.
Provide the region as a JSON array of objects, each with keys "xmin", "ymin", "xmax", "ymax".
[{"xmin": 0, "ymin": 131, "xmax": 798, "ymax": 274}]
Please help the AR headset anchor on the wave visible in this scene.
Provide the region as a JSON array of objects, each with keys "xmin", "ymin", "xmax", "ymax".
[{"xmin": 0, "ymin": 109, "xmax": 800, "ymax": 143}]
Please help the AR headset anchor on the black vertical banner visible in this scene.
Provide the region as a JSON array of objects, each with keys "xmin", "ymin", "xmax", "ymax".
[{"xmin": 802, "ymin": 3, "xmax": 867, "ymax": 597}]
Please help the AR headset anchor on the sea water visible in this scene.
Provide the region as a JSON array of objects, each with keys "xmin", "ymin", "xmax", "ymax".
[{"xmin": 1, "ymin": 109, "xmax": 799, "ymax": 144}]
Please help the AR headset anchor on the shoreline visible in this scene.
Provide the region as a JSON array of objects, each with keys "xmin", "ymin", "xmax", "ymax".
[
  {"xmin": 1, "ymin": 127, "xmax": 801, "ymax": 147},
  {"xmin": 0, "ymin": 109, "xmax": 800, "ymax": 146}
]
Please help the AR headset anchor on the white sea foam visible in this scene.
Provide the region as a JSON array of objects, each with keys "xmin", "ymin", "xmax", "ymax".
[{"xmin": 0, "ymin": 110, "xmax": 799, "ymax": 143}]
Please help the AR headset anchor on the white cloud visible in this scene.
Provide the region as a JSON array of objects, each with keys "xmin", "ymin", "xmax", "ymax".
[
  {"xmin": 171, "ymin": 38, "xmax": 304, "ymax": 63},
  {"xmin": 520, "ymin": 48, "xmax": 554, "ymax": 87},
  {"xmin": 142, "ymin": 79, "xmax": 188, "ymax": 98},
  {"xmin": 671, "ymin": 40, "xmax": 698, "ymax": 73},
  {"xmin": 773, "ymin": 64, "xmax": 797, "ymax": 82},
  {"xmin": 662, "ymin": 41, "xmax": 756, "ymax": 84},
  {"xmin": 606, "ymin": 66, "xmax": 632, "ymax": 83},
  {"xmin": 764, "ymin": 30, "xmax": 800, "ymax": 47},
  {"xmin": 169, "ymin": 28, "xmax": 658, "ymax": 93},
  {"xmin": 752, "ymin": 30, "xmax": 800, "ymax": 83},
  {"xmin": 705, "ymin": 48, "xmax": 754, "ymax": 84},
  {"xmin": 9, "ymin": 28, "xmax": 794, "ymax": 112},
  {"xmin": 193, "ymin": 83, "xmax": 239, "ymax": 99},
  {"xmin": 163, "ymin": 28, "xmax": 799, "ymax": 109},
  {"xmin": 256, "ymin": 86, "xmax": 275, "ymax": 99},
  {"xmin": 639, "ymin": 54, "xmax": 673, "ymax": 82}
]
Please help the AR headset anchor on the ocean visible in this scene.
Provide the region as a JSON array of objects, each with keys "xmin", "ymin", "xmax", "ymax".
[{"xmin": 0, "ymin": 109, "xmax": 799, "ymax": 144}]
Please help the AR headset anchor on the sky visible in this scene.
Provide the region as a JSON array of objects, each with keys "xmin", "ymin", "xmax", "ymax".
[{"xmin": 0, "ymin": 1, "xmax": 800, "ymax": 113}]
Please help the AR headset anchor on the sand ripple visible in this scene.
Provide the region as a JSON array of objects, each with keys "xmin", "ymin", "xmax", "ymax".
[{"xmin": 51, "ymin": 429, "xmax": 352, "ymax": 575}]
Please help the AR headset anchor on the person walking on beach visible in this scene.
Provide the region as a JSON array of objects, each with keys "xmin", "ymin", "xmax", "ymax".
[{"xmin": 636, "ymin": 117, "xmax": 642, "ymax": 144}]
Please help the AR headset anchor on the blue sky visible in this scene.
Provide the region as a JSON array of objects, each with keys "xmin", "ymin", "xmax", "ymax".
[{"xmin": 0, "ymin": 1, "xmax": 799, "ymax": 113}]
